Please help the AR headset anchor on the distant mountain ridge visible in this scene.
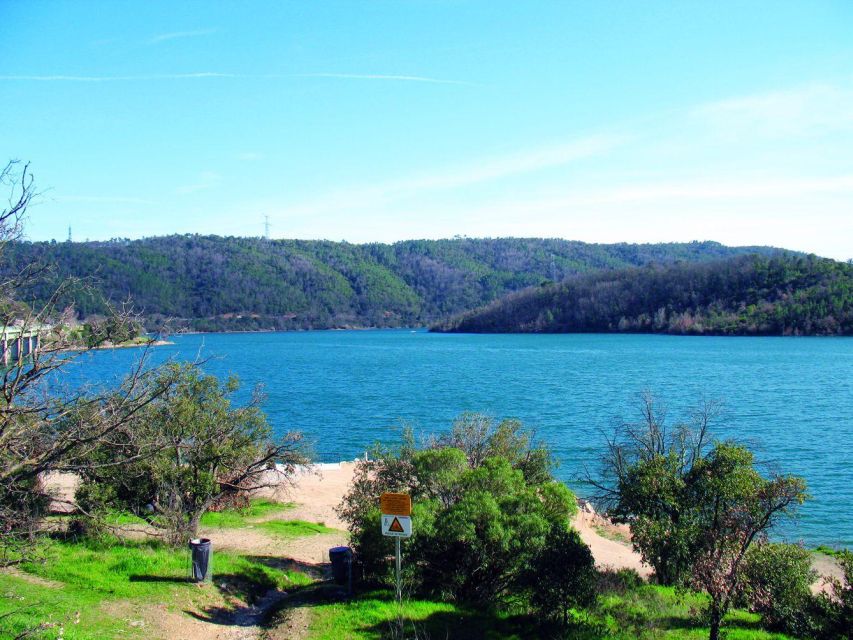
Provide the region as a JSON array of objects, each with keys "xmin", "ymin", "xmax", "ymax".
[
  {"xmin": 3, "ymin": 235, "xmax": 787, "ymax": 331},
  {"xmin": 432, "ymin": 253, "xmax": 852, "ymax": 336}
]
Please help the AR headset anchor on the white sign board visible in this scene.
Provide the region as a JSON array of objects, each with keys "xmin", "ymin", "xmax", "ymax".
[{"xmin": 381, "ymin": 514, "xmax": 412, "ymax": 538}]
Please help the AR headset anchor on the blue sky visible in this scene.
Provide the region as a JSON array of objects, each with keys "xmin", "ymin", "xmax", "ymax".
[{"xmin": 1, "ymin": 1, "xmax": 852, "ymax": 259}]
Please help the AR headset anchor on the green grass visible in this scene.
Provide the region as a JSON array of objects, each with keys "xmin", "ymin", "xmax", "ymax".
[
  {"xmin": 305, "ymin": 589, "xmax": 526, "ymax": 640},
  {"xmin": 258, "ymin": 520, "xmax": 337, "ymax": 539},
  {"xmin": 1, "ymin": 571, "xmax": 132, "ymax": 640},
  {"xmin": 815, "ymin": 545, "xmax": 849, "ymax": 559},
  {"xmin": 593, "ymin": 523, "xmax": 631, "ymax": 544},
  {"xmin": 102, "ymin": 511, "xmax": 148, "ymax": 526},
  {"xmin": 594, "ymin": 584, "xmax": 796, "ymax": 640},
  {"xmin": 94, "ymin": 499, "xmax": 314, "ymax": 534},
  {"xmin": 300, "ymin": 584, "xmax": 800, "ymax": 640},
  {"xmin": 21, "ymin": 536, "xmax": 308, "ymax": 598},
  {"xmin": 198, "ymin": 498, "xmax": 338, "ymax": 540},
  {"xmin": 200, "ymin": 498, "xmax": 294, "ymax": 528},
  {"xmin": 0, "ymin": 536, "xmax": 311, "ymax": 640}
]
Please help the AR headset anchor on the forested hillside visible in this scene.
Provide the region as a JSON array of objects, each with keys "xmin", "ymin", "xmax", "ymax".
[
  {"xmin": 432, "ymin": 254, "xmax": 853, "ymax": 336},
  {"xmin": 3, "ymin": 235, "xmax": 782, "ymax": 331}
]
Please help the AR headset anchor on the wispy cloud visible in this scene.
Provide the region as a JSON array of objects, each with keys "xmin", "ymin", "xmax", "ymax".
[
  {"xmin": 0, "ymin": 72, "xmax": 235, "ymax": 82},
  {"xmin": 176, "ymin": 171, "xmax": 222, "ymax": 195},
  {"xmin": 279, "ymin": 133, "xmax": 626, "ymax": 217},
  {"xmin": 149, "ymin": 28, "xmax": 218, "ymax": 44},
  {"xmin": 391, "ymin": 134, "xmax": 624, "ymax": 193},
  {"xmin": 56, "ymin": 195, "xmax": 157, "ymax": 205},
  {"xmin": 0, "ymin": 71, "xmax": 474, "ymax": 86},
  {"xmin": 693, "ymin": 82, "xmax": 853, "ymax": 137},
  {"xmin": 236, "ymin": 151, "xmax": 265, "ymax": 162},
  {"xmin": 468, "ymin": 174, "xmax": 853, "ymax": 216},
  {"xmin": 294, "ymin": 73, "xmax": 478, "ymax": 87}
]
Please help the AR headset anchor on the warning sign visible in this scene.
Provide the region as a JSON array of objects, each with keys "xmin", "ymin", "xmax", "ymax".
[
  {"xmin": 381, "ymin": 514, "xmax": 412, "ymax": 537},
  {"xmin": 380, "ymin": 493, "xmax": 411, "ymax": 516}
]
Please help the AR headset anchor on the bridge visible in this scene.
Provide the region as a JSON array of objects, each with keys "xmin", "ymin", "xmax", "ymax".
[{"xmin": 1, "ymin": 325, "xmax": 48, "ymax": 366}]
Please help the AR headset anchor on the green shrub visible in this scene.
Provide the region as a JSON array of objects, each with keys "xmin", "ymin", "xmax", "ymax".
[
  {"xmin": 526, "ymin": 523, "xmax": 597, "ymax": 627},
  {"xmin": 339, "ymin": 415, "xmax": 582, "ymax": 606},
  {"xmin": 742, "ymin": 542, "xmax": 818, "ymax": 636},
  {"xmin": 416, "ymin": 457, "xmax": 553, "ymax": 603},
  {"xmin": 813, "ymin": 550, "xmax": 853, "ymax": 640},
  {"xmin": 75, "ymin": 365, "xmax": 307, "ymax": 545},
  {"xmin": 596, "ymin": 568, "xmax": 645, "ymax": 595}
]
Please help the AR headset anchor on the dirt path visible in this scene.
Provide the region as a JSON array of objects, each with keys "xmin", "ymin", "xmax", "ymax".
[
  {"xmin": 255, "ymin": 462, "xmax": 356, "ymax": 531},
  {"xmin": 572, "ymin": 504, "xmax": 652, "ymax": 577},
  {"xmin": 151, "ymin": 463, "xmax": 357, "ymax": 640},
  {"xmin": 169, "ymin": 462, "xmax": 362, "ymax": 640}
]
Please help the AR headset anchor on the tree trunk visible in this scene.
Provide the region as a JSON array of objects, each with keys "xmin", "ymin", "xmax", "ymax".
[
  {"xmin": 708, "ymin": 602, "xmax": 722, "ymax": 640},
  {"xmin": 187, "ymin": 513, "xmax": 201, "ymax": 540}
]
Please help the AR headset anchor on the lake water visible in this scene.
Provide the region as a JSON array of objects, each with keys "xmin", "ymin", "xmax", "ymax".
[{"xmin": 56, "ymin": 330, "xmax": 853, "ymax": 547}]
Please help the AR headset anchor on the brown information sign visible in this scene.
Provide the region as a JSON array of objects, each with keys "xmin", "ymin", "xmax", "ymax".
[{"xmin": 380, "ymin": 492, "xmax": 411, "ymax": 516}]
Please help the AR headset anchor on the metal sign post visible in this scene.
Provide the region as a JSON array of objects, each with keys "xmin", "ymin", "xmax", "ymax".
[
  {"xmin": 395, "ymin": 537, "xmax": 402, "ymax": 603},
  {"xmin": 380, "ymin": 493, "xmax": 412, "ymax": 605}
]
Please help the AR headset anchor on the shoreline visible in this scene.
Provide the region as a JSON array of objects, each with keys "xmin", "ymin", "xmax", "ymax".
[
  {"xmin": 165, "ymin": 325, "xmax": 848, "ymax": 338},
  {"xmin": 58, "ymin": 339, "xmax": 174, "ymax": 353}
]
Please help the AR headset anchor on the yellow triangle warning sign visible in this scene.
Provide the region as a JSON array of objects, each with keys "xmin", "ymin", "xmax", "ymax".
[{"xmin": 389, "ymin": 517, "xmax": 404, "ymax": 533}]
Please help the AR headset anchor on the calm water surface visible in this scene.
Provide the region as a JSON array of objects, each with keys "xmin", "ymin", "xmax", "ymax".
[{"xmin": 56, "ymin": 330, "xmax": 852, "ymax": 547}]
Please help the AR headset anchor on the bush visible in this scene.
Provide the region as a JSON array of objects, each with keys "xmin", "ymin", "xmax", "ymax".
[
  {"xmin": 595, "ymin": 568, "xmax": 645, "ymax": 595},
  {"xmin": 526, "ymin": 523, "xmax": 597, "ymax": 627},
  {"xmin": 338, "ymin": 415, "xmax": 583, "ymax": 606},
  {"xmin": 813, "ymin": 550, "xmax": 853, "ymax": 639},
  {"xmin": 75, "ymin": 365, "xmax": 307, "ymax": 545},
  {"xmin": 742, "ymin": 542, "xmax": 818, "ymax": 636}
]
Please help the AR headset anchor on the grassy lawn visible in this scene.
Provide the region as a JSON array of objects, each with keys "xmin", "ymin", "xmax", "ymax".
[
  {"xmin": 200, "ymin": 498, "xmax": 295, "ymax": 528},
  {"xmin": 100, "ymin": 498, "xmax": 313, "ymax": 533},
  {"xmin": 199, "ymin": 497, "xmax": 339, "ymax": 540},
  {"xmin": 257, "ymin": 519, "xmax": 337, "ymax": 539},
  {"xmin": 300, "ymin": 589, "xmax": 527, "ymax": 640},
  {"xmin": 297, "ymin": 584, "xmax": 799, "ymax": 640},
  {"xmin": 0, "ymin": 534, "xmax": 313, "ymax": 640},
  {"xmin": 594, "ymin": 584, "xmax": 796, "ymax": 640}
]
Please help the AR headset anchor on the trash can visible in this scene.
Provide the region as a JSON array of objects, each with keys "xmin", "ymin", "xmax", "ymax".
[
  {"xmin": 189, "ymin": 538, "xmax": 212, "ymax": 582},
  {"xmin": 328, "ymin": 546, "xmax": 352, "ymax": 586}
]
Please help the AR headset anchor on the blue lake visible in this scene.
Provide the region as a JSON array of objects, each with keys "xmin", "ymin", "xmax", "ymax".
[{"xmin": 55, "ymin": 330, "xmax": 853, "ymax": 547}]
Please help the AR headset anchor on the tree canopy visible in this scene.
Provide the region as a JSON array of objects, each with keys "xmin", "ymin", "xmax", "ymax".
[
  {"xmin": 0, "ymin": 235, "xmax": 781, "ymax": 331},
  {"xmin": 434, "ymin": 252, "xmax": 853, "ymax": 336}
]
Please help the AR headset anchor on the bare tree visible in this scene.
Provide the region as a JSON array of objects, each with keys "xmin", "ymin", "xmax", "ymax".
[
  {"xmin": 588, "ymin": 390, "xmax": 722, "ymax": 585},
  {"xmin": 0, "ymin": 161, "xmax": 184, "ymax": 563}
]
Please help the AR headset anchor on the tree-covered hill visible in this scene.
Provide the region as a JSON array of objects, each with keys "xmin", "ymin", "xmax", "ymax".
[
  {"xmin": 2, "ymin": 235, "xmax": 785, "ymax": 331},
  {"xmin": 432, "ymin": 254, "xmax": 853, "ymax": 336}
]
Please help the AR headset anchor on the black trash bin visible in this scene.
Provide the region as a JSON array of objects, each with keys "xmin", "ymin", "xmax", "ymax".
[
  {"xmin": 328, "ymin": 546, "xmax": 352, "ymax": 586},
  {"xmin": 189, "ymin": 538, "xmax": 212, "ymax": 582}
]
